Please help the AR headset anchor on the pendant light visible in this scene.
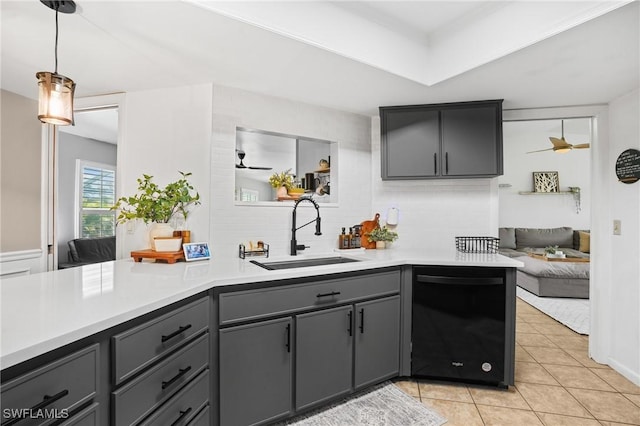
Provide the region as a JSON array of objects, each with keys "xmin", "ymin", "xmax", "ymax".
[{"xmin": 36, "ymin": 1, "xmax": 77, "ymax": 126}]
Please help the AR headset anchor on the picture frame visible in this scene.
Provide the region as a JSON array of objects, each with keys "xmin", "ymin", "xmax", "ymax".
[
  {"xmin": 183, "ymin": 242, "xmax": 211, "ymax": 261},
  {"xmin": 533, "ymin": 171, "xmax": 560, "ymax": 193}
]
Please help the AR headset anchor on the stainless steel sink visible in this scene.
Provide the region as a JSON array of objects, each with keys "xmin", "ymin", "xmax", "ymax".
[{"xmin": 250, "ymin": 256, "xmax": 360, "ymax": 270}]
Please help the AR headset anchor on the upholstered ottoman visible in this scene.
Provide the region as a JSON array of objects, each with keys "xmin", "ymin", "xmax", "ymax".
[{"xmin": 516, "ymin": 255, "xmax": 590, "ymax": 299}]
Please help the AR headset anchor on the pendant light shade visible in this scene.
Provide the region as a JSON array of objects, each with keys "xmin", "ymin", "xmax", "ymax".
[
  {"xmin": 36, "ymin": 71, "xmax": 76, "ymax": 125},
  {"xmin": 37, "ymin": 0, "xmax": 77, "ymax": 126}
]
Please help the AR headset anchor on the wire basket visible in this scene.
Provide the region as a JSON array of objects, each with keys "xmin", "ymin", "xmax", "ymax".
[{"xmin": 455, "ymin": 236, "xmax": 500, "ymax": 254}]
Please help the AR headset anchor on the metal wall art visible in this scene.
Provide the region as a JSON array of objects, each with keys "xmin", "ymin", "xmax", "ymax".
[{"xmin": 533, "ymin": 171, "xmax": 559, "ymax": 193}]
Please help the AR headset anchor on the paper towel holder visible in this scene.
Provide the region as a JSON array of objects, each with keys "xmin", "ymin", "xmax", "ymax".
[{"xmin": 387, "ymin": 207, "xmax": 399, "ymax": 226}]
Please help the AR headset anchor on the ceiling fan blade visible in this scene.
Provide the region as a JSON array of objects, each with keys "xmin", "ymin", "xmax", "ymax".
[
  {"xmin": 549, "ymin": 137, "xmax": 571, "ymax": 149},
  {"xmin": 235, "ymin": 163, "xmax": 247, "ymax": 168},
  {"xmin": 248, "ymin": 166, "xmax": 273, "ymax": 170},
  {"xmin": 572, "ymin": 143, "xmax": 590, "ymax": 149},
  {"xmin": 527, "ymin": 147, "xmax": 555, "ymax": 154}
]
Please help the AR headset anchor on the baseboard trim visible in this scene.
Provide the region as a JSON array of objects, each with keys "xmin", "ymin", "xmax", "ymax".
[{"xmin": 608, "ymin": 357, "xmax": 640, "ymax": 386}]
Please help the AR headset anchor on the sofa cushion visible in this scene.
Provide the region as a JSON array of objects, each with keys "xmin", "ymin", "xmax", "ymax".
[
  {"xmin": 71, "ymin": 237, "xmax": 116, "ymax": 263},
  {"xmin": 499, "ymin": 228, "xmax": 516, "ymax": 249},
  {"xmin": 515, "ymin": 227, "xmax": 573, "ymax": 249},
  {"xmin": 498, "ymin": 248, "xmax": 525, "ymax": 258}
]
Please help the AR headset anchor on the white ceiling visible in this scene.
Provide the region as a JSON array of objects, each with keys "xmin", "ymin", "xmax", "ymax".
[{"xmin": 1, "ymin": 0, "xmax": 638, "ymax": 125}]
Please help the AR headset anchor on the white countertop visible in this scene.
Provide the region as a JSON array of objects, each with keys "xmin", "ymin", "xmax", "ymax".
[{"xmin": 0, "ymin": 248, "xmax": 522, "ymax": 369}]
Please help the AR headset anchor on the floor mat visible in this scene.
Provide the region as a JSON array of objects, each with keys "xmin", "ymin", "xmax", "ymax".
[
  {"xmin": 277, "ymin": 382, "xmax": 447, "ymax": 426},
  {"xmin": 517, "ymin": 286, "xmax": 590, "ymax": 335}
]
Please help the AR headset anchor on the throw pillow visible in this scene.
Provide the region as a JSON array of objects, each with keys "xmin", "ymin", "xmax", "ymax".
[
  {"xmin": 499, "ymin": 228, "xmax": 516, "ymax": 249},
  {"xmin": 579, "ymin": 231, "xmax": 590, "ymax": 253}
]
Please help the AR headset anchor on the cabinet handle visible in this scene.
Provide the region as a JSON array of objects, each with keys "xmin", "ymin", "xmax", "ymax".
[
  {"xmin": 2, "ymin": 390, "xmax": 69, "ymax": 426},
  {"xmin": 348, "ymin": 311, "xmax": 353, "ymax": 336},
  {"xmin": 161, "ymin": 324, "xmax": 192, "ymax": 343},
  {"xmin": 170, "ymin": 407, "xmax": 192, "ymax": 426},
  {"xmin": 285, "ymin": 324, "xmax": 291, "ymax": 353},
  {"xmin": 316, "ymin": 291, "xmax": 340, "ymax": 298},
  {"xmin": 359, "ymin": 309, "xmax": 365, "ymax": 334},
  {"xmin": 162, "ymin": 366, "xmax": 192, "ymax": 390},
  {"xmin": 433, "ymin": 153, "xmax": 437, "ymax": 174},
  {"xmin": 445, "ymin": 152, "xmax": 449, "ymax": 174}
]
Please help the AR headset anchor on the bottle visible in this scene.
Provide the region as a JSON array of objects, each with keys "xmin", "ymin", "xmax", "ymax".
[
  {"xmin": 339, "ymin": 227, "xmax": 348, "ymax": 249},
  {"xmin": 339, "ymin": 228, "xmax": 349, "ymax": 250},
  {"xmin": 352, "ymin": 226, "xmax": 361, "ymax": 249},
  {"xmin": 347, "ymin": 227, "xmax": 354, "ymax": 249}
]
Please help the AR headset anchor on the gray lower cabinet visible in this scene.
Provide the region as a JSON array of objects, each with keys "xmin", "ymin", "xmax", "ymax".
[
  {"xmin": 1, "ymin": 344, "xmax": 100, "ymax": 426},
  {"xmin": 217, "ymin": 270, "xmax": 402, "ymax": 426},
  {"xmin": 139, "ymin": 369, "xmax": 209, "ymax": 426},
  {"xmin": 110, "ymin": 296, "xmax": 211, "ymax": 426},
  {"xmin": 296, "ymin": 305, "xmax": 353, "ymax": 411},
  {"xmin": 219, "ymin": 317, "xmax": 293, "ymax": 426},
  {"xmin": 111, "ymin": 333, "xmax": 209, "ymax": 425},
  {"xmin": 354, "ymin": 296, "xmax": 401, "ymax": 389}
]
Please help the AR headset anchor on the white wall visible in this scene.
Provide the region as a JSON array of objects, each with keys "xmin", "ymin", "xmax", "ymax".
[
  {"xmin": 210, "ymin": 85, "xmax": 372, "ymax": 257},
  {"xmin": 370, "ymin": 116, "xmax": 499, "ymax": 250},
  {"xmin": 0, "ymin": 90, "xmax": 46, "ymax": 277},
  {"xmin": 117, "ymin": 84, "xmax": 213, "ymax": 257},
  {"xmin": 0, "ymin": 90, "xmax": 42, "ymax": 252},
  {"xmin": 600, "ymin": 89, "xmax": 640, "ymax": 384},
  {"xmin": 499, "ymin": 118, "xmax": 591, "ymax": 229}
]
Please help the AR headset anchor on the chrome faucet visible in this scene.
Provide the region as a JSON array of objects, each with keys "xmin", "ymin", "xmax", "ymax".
[{"xmin": 290, "ymin": 197, "xmax": 322, "ymax": 255}]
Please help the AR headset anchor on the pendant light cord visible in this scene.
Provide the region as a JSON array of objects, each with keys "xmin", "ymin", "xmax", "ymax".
[{"xmin": 54, "ymin": 9, "xmax": 59, "ymax": 74}]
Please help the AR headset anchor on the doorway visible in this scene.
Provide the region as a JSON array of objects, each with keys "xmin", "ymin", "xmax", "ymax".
[
  {"xmin": 500, "ymin": 116, "xmax": 592, "ymax": 335},
  {"xmin": 45, "ymin": 94, "xmax": 123, "ymax": 270}
]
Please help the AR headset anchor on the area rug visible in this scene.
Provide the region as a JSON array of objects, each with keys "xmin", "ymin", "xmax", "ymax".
[
  {"xmin": 278, "ymin": 382, "xmax": 447, "ymax": 426},
  {"xmin": 517, "ymin": 287, "xmax": 590, "ymax": 335}
]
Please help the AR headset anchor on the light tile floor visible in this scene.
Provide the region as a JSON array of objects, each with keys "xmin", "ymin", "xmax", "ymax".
[{"xmin": 394, "ymin": 298, "xmax": 640, "ymax": 425}]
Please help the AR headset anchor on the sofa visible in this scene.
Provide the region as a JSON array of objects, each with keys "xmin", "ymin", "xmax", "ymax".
[
  {"xmin": 498, "ymin": 227, "xmax": 590, "ymax": 299},
  {"xmin": 59, "ymin": 236, "xmax": 116, "ymax": 269}
]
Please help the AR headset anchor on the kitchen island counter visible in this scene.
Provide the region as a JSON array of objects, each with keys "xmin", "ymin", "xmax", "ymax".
[{"xmin": 1, "ymin": 248, "xmax": 522, "ymax": 369}]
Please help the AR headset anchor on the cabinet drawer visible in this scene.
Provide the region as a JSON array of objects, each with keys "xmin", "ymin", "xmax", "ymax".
[
  {"xmin": 220, "ymin": 270, "xmax": 400, "ymax": 325},
  {"xmin": 187, "ymin": 405, "xmax": 210, "ymax": 426},
  {"xmin": 139, "ymin": 369, "xmax": 209, "ymax": 426},
  {"xmin": 1, "ymin": 344, "xmax": 99, "ymax": 426},
  {"xmin": 112, "ymin": 297, "xmax": 209, "ymax": 385},
  {"xmin": 112, "ymin": 333, "xmax": 209, "ymax": 426},
  {"xmin": 59, "ymin": 402, "xmax": 99, "ymax": 426}
]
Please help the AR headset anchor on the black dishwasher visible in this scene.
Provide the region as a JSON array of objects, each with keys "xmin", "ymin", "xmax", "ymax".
[{"xmin": 412, "ymin": 266, "xmax": 508, "ymax": 387}]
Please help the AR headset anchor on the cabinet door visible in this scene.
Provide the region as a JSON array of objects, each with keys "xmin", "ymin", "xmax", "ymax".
[
  {"xmin": 296, "ymin": 305, "xmax": 353, "ymax": 411},
  {"xmin": 441, "ymin": 103, "xmax": 502, "ymax": 177},
  {"xmin": 381, "ymin": 108, "xmax": 440, "ymax": 179},
  {"xmin": 219, "ymin": 317, "xmax": 292, "ymax": 426},
  {"xmin": 354, "ymin": 296, "xmax": 400, "ymax": 389}
]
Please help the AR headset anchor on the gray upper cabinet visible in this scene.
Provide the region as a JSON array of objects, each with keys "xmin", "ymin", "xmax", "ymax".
[
  {"xmin": 380, "ymin": 100, "xmax": 503, "ymax": 179},
  {"xmin": 382, "ymin": 108, "xmax": 440, "ymax": 178}
]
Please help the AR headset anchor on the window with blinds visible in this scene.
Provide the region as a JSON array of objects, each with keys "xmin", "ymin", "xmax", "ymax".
[{"xmin": 78, "ymin": 161, "xmax": 116, "ymax": 238}]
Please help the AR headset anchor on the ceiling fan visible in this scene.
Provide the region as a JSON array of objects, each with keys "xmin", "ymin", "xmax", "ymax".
[
  {"xmin": 527, "ymin": 120, "xmax": 590, "ymax": 154},
  {"xmin": 235, "ymin": 149, "xmax": 272, "ymax": 170}
]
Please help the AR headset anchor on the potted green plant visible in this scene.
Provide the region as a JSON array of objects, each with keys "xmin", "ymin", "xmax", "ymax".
[
  {"xmin": 269, "ymin": 169, "xmax": 294, "ymax": 198},
  {"xmin": 111, "ymin": 171, "xmax": 200, "ymax": 249},
  {"xmin": 366, "ymin": 226, "xmax": 398, "ymax": 249},
  {"xmin": 544, "ymin": 245, "xmax": 564, "ymax": 258},
  {"xmin": 544, "ymin": 245, "xmax": 559, "ymax": 254}
]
